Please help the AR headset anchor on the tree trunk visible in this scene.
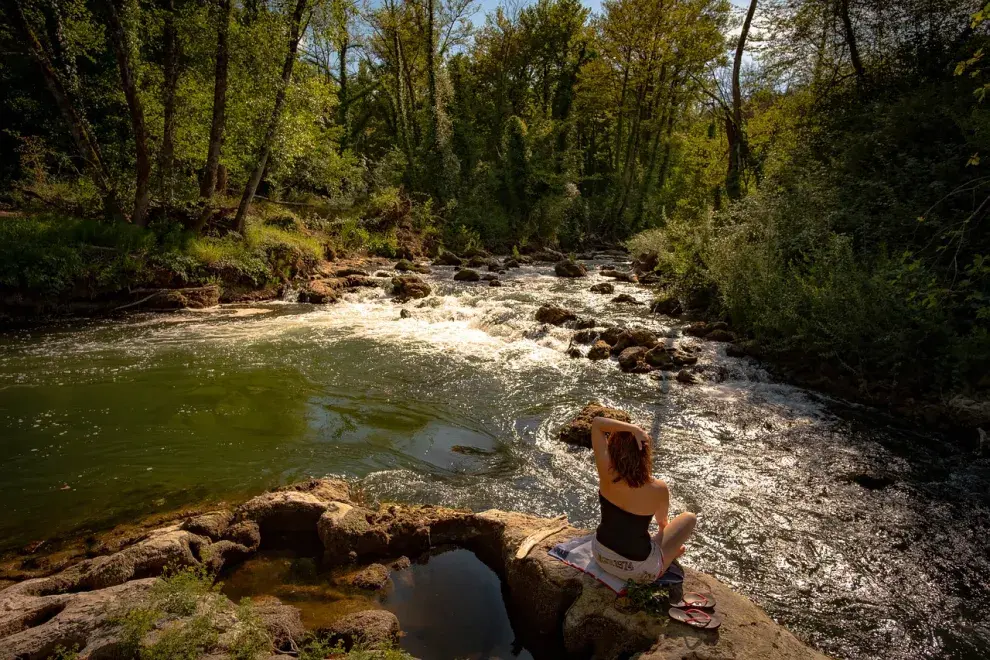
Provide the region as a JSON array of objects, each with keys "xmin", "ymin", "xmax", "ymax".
[
  {"xmin": 159, "ymin": 0, "xmax": 179, "ymax": 208},
  {"xmin": 426, "ymin": 0, "xmax": 436, "ymax": 111},
  {"xmin": 233, "ymin": 0, "xmax": 308, "ymax": 233},
  {"xmin": 728, "ymin": 0, "xmax": 757, "ymax": 200},
  {"xmin": 338, "ymin": 39, "xmax": 350, "ymax": 149},
  {"xmin": 106, "ymin": 0, "xmax": 152, "ymax": 227},
  {"xmin": 194, "ymin": 0, "xmax": 232, "ymax": 233},
  {"xmin": 838, "ymin": 0, "xmax": 865, "ymax": 82},
  {"xmin": 8, "ymin": 0, "xmax": 125, "ymax": 221}
]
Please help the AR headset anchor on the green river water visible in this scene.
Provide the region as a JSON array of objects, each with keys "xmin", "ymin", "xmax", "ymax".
[{"xmin": 1, "ymin": 260, "xmax": 988, "ymax": 659}]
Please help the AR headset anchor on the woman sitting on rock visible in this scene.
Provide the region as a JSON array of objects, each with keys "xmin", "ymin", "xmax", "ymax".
[{"xmin": 591, "ymin": 416, "xmax": 696, "ymax": 583}]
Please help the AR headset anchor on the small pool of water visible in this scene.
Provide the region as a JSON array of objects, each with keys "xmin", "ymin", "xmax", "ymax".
[{"xmin": 220, "ymin": 548, "xmax": 533, "ymax": 659}]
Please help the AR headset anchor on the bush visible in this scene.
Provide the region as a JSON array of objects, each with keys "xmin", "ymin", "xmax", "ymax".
[{"xmin": 366, "ymin": 229, "xmax": 400, "ymax": 257}]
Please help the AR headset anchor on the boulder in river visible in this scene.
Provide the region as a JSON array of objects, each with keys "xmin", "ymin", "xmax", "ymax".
[
  {"xmin": 707, "ymin": 328, "xmax": 737, "ymax": 342},
  {"xmin": 433, "ymin": 252, "xmax": 464, "ymax": 266},
  {"xmin": 590, "ymin": 282, "xmax": 615, "ymax": 294},
  {"xmin": 394, "ymin": 259, "xmax": 431, "ymax": 274},
  {"xmin": 566, "ymin": 347, "xmax": 583, "ymax": 358},
  {"xmin": 489, "ymin": 279, "xmax": 502, "ymax": 287},
  {"xmin": 503, "ymin": 258, "xmax": 521, "ymax": 269},
  {"xmin": 375, "ymin": 271, "xmax": 391, "ymax": 278},
  {"xmin": 651, "ymin": 294, "xmax": 682, "ymax": 316},
  {"xmin": 573, "ymin": 329, "xmax": 599, "ymax": 344},
  {"xmin": 601, "ymin": 270, "xmax": 639, "ymax": 284},
  {"xmin": 535, "ymin": 304, "xmax": 577, "ymax": 325},
  {"xmin": 482, "ymin": 273, "xmax": 499, "ymax": 281},
  {"xmin": 618, "ymin": 346, "xmax": 651, "ymax": 372},
  {"xmin": 677, "ymin": 368, "xmax": 700, "ymax": 384},
  {"xmin": 573, "ymin": 318, "xmax": 596, "ymax": 330},
  {"xmin": 611, "ymin": 328, "xmax": 659, "ymax": 354},
  {"xmin": 612, "ymin": 293, "xmax": 641, "ymax": 305},
  {"xmin": 645, "ymin": 346, "xmax": 673, "ymax": 369},
  {"xmin": 684, "ymin": 320, "xmax": 735, "ymax": 342},
  {"xmin": 454, "ymin": 268, "xmax": 481, "ymax": 282},
  {"xmin": 298, "ymin": 279, "xmax": 341, "ymax": 304},
  {"xmin": 467, "ymin": 256, "xmax": 493, "ymax": 269},
  {"xmin": 343, "ymin": 275, "xmax": 379, "ymax": 288},
  {"xmin": 558, "ymin": 402, "xmax": 631, "ymax": 448},
  {"xmin": 599, "ymin": 326, "xmax": 624, "ymax": 346},
  {"xmin": 334, "ymin": 267, "xmax": 369, "ymax": 277},
  {"xmin": 391, "ymin": 275, "xmax": 432, "ymax": 300},
  {"xmin": 554, "ymin": 260, "xmax": 588, "ymax": 278},
  {"xmin": 587, "ymin": 340, "xmax": 611, "ymax": 361}
]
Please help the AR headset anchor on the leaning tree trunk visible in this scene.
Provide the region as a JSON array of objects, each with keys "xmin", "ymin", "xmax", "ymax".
[
  {"xmin": 233, "ymin": 0, "xmax": 308, "ymax": 234},
  {"xmin": 106, "ymin": 0, "xmax": 152, "ymax": 227},
  {"xmin": 727, "ymin": 0, "xmax": 757, "ymax": 201},
  {"xmin": 8, "ymin": 0, "xmax": 125, "ymax": 221},
  {"xmin": 159, "ymin": 0, "xmax": 179, "ymax": 208},
  {"xmin": 194, "ymin": 0, "xmax": 232, "ymax": 233},
  {"xmin": 838, "ymin": 0, "xmax": 865, "ymax": 83}
]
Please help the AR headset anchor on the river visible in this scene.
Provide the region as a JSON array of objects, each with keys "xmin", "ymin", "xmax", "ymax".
[{"xmin": 0, "ymin": 259, "xmax": 987, "ymax": 659}]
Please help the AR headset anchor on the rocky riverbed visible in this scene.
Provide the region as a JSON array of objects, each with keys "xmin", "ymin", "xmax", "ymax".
[{"xmin": 0, "ymin": 479, "xmax": 828, "ymax": 660}]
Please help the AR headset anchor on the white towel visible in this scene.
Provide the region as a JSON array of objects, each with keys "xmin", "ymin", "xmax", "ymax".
[{"xmin": 548, "ymin": 533, "xmax": 684, "ymax": 594}]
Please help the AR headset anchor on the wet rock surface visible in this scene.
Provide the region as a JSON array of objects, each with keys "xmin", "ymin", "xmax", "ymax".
[
  {"xmin": 390, "ymin": 275, "xmax": 432, "ymax": 300},
  {"xmin": 554, "ymin": 261, "xmax": 588, "ymax": 278},
  {"xmin": 454, "ymin": 268, "xmax": 482, "ymax": 282},
  {"xmin": 558, "ymin": 402, "xmax": 632, "ymax": 448},
  {"xmin": 323, "ymin": 609, "xmax": 400, "ymax": 649},
  {"xmin": 535, "ymin": 304, "xmax": 577, "ymax": 326}
]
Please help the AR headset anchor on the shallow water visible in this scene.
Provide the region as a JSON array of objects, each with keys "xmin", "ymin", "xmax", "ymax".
[
  {"xmin": 1, "ymin": 260, "xmax": 988, "ymax": 659},
  {"xmin": 220, "ymin": 548, "xmax": 532, "ymax": 659}
]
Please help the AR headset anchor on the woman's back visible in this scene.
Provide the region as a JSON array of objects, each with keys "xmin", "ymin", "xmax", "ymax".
[{"xmin": 596, "ymin": 490, "xmax": 653, "ymax": 560}]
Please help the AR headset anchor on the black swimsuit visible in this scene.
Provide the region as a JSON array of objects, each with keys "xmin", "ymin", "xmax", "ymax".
[{"xmin": 595, "ymin": 491, "xmax": 653, "ymax": 561}]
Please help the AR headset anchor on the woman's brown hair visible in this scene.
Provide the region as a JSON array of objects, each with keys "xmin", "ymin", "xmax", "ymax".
[{"xmin": 607, "ymin": 430, "xmax": 652, "ymax": 488}]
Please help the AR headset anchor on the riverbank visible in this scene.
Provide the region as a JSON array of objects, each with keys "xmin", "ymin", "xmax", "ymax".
[{"xmin": 0, "ymin": 479, "xmax": 829, "ymax": 659}]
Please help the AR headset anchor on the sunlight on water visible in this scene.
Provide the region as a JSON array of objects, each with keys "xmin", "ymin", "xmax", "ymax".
[{"xmin": 1, "ymin": 260, "xmax": 988, "ymax": 659}]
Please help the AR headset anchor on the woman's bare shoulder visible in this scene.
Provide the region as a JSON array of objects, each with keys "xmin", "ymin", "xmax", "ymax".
[{"xmin": 649, "ymin": 478, "xmax": 670, "ymax": 499}]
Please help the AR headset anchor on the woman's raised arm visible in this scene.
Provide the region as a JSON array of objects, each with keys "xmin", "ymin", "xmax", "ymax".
[{"xmin": 591, "ymin": 416, "xmax": 651, "ymax": 479}]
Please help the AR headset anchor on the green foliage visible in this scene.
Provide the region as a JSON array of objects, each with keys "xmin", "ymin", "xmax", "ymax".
[
  {"xmin": 442, "ymin": 224, "xmax": 483, "ymax": 255},
  {"xmin": 365, "ymin": 187, "xmax": 406, "ymax": 224},
  {"xmin": 51, "ymin": 644, "xmax": 80, "ymax": 660},
  {"xmin": 229, "ymin": 599, "xmax": 271, "ymax": 660},
  {"xmin": 297, "ymin": 637, "xmax": 416, "ymax": 660},
  {"xmin": 112, "ymin": 565, "xmax": 274, "ymax": 660},
  {"xmin": 366, "ymin": 229, "xmax": 400, "ymax": 258},
  {"xmin": 0, "ymin": 211, "xmax": 325, "ymax": 300},
  {"xmin": 624, "ymin": 581, "xmax": 670, "ymax": 616},
  {"xmin": 151, "ymin": 564, "xmax": 219, "ymax": 617}
]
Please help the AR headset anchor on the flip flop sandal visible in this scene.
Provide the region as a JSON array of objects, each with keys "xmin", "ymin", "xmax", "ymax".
[
  {"xmin": 668, "ymin": 607, "xmax": 722, "ymax": 630},
  {"xmin": 669, "ymin": 592, "xmax": 716, "ymax": 609}
]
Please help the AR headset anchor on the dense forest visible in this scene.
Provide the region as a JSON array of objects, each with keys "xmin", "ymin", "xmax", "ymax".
[{"xmin": 1, "ymin": 0, "xmax": 989, "ymax": 409}]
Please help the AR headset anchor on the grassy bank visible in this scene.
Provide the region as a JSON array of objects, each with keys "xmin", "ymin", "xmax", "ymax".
[{"xmin": 0, "ymin": 190, "xmax": 441, "ymax": 316}]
